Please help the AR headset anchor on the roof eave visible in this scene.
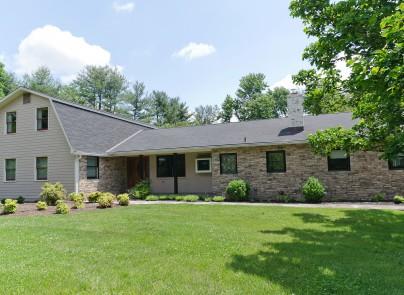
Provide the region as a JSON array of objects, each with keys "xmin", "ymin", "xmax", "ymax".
[{"xmin": 107, "ymin": 139, "xmax": 308, "ymax": 156}]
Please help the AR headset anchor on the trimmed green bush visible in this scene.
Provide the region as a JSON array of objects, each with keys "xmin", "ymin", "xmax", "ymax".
[
  {"xmin": 97, "ymin": 193, "xmax": 115, "ymax": 208},
  {"xmin": 146, "ymin": 195, "xmax": 159, "ymax": 201},
  {"xmin": 175, "ymin": 196, "xmax": 184, "ymax": 201},
  {"xmin": 212, "ymin": 196, "xmax": 225, "ymax": 202},
  {"xmin": 302, "ymin": 177, "xmax": 326, "ymax": 203},
  {"xmin": 393, "ymin": 195, "xmax": 404, "ymax": 204},
  {"xmin": 183, "ymin": 195, "xmax": 199, "ymax": 202},
  {"xmin": 204, "ymin": 197, "xmax": 213, "ymax": 202},
  {"xmin": 69, "ymin": 192, "xmax": 85, "ymax": 209},
  {"xmin": 88, "ymin": 192, "xmax": 103, "ymax": 203},
  {"xmin": 17, "ymin": 196, "xmax": 25, "ymax": 204},
  {"xmin": 129, "ymin": 180, "xmax": 151, "ymax": 200},
  {"xmin": 3, "ymin": 199, "xmax": 17, "ymax": 214},
  {"xmin": 36, "ymin": 201, "xmax": 48, "ymax": 211},
  {"xmin": 371, "ymin": 193, "xmax": 385, "ymax": 202},
  {"xmin": 158, "ymin": 195, "xmax": 169, "ymax": 200},
  {"xmin": 55, "ymin": 200, "xmax": 70, "ymax": 214},
  {"xmin": 1, "ymin": 198, "xmax": 5, "ymax": 205},
  {"xmin": 117, "ymin": 194, "xmax": 130, "ymax": 206},
  {"xmin": 40, "ymin": 182, "xmax": 66, "ymax": 205},
  {"xmin": 225, "ymin": 179, "xmax": 250, "ymax": 201}
]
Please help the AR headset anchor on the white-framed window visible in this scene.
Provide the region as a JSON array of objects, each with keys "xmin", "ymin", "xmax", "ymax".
[
  {"xmin": 6, "ymin": 111, "xmax": 16, "ymax": 134},
  {"xmin": 37, "ymin": 107, "xmax": 49, "ymax": 131},
  {"xmin": 195, "ymin": 158, "xmax": 212, "ymax": 173},
  {"xmin": 4, "ymin": 159, "xmax": 16, "ymax": 182},
  {"xmin": 36, "ymin": 157, "xmax": 48, "ymax": 181}
]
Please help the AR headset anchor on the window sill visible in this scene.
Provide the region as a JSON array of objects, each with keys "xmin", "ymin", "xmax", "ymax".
[
  {"xmin": 35, "ymin": 179, "xmax": 48, "ymax": 182},
  {"xmin": 37, "ymin": 129, "xmax": 48, "ymax": 132},
  {"xmin": 267, "ymin": 171, "xmax": 286, "ymax": 174},
  {"xmin": 3, "ymin": 180, "xmax": 16, "ymax": 183}
]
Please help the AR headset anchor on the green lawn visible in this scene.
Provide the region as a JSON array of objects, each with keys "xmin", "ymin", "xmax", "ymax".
[{"xmin": 0, "ymin": 205, "xmax": 403, "ymax": 295}]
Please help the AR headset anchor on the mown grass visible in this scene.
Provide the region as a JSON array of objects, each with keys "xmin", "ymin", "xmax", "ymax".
[{"xmin": 0, "ymin": 205, "xmax": 403, "ymax": 294}]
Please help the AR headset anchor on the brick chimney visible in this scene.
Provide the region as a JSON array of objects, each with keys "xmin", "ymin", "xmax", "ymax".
[{"xmin": 287, "ymin": 90, "xmax": 304, "ymax": 129}]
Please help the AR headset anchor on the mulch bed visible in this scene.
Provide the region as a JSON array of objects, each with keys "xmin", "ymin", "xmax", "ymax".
[{"xmin": 1, "ymin": 201, "xmax": 109, "ymax": 217}]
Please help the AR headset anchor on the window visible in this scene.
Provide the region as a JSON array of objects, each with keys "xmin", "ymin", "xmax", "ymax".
[
  {"xmin": 6, "ymin": 112, "xmax": 16, "ymax": 134},
  {"xmin": 328, "ymin": 150, "xmax": 350, "ymax": 171},
  {"xmin": 220, "ymin": 153, "xmax": 237, "ymax": 174},
  {"xmin": 5, "ymin": 159, "xmax": 16, "ymax": 181},
  {"xmin": 37, "ymin": 108, "xmax": 48, "ymax": 130},
  {"xmin": 267, "ymin": 151, "xmax": 286, "ymax": 173},
  {"xmin": 87, "ymin": 156, "xmax": 99, "ymax": 179},
  {"xmin": 157, "ymin": 154, "xmax": 185, "ymax": 177},
  {"xmin": 389, "ymin": 154, "xmax": 404, "ymax": 170},
  {"xmin": 196, "ymin": 158, "xmax": 211, "ymax": 173},
  {"xmin": 36, "ymin": 157, "xmax": 48, "ymax": 180}
]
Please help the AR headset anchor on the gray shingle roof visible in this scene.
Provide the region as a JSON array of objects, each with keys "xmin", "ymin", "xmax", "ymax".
[
  {"xmin": 109, "ymin": 112, "xmax": 356, "ymax": 154},
  {"xmin": 52, "ymin": 99, "xmax": 153, "ymax": 155}
]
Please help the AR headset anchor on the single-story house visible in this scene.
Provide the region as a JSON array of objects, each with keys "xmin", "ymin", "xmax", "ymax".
[{"xmin": 0, "ymin": 88, "xmax": 402, "ymax": 201}]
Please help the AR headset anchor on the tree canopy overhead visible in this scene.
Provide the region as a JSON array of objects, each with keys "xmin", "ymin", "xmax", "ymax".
[{"xmin": 290, "ymin": 0, "xmax": 403, "ymax": 160}]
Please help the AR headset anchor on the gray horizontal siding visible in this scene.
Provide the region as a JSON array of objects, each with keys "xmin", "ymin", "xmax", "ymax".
[{"xmin": 0, "ymin": 94, "xmax": 75, "ymax": 200}]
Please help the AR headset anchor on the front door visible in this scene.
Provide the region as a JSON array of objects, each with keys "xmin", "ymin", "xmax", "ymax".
[{"xmin": 127, "ymin": 156, "xmax": 149, "ymax": 189}]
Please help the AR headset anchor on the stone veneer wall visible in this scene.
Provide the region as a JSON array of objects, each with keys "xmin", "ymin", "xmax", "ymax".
[
  {"xmin": 211, "ymin": 144, "xmax": 404, "ymax": 201},
  {"xmin": 79, "ymin": 156, "xmax": 127, "ymax": 195}
]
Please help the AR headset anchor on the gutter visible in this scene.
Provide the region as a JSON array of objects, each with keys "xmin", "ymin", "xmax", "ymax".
[{"xmin": 106, "ymin": 139, "xmax": 308, "ymax": 157}]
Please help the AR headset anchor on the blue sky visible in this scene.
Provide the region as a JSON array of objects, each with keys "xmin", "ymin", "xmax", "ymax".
[{"xmin": 0, "ymin": 0, "xmax": 310, "ymax": 108}]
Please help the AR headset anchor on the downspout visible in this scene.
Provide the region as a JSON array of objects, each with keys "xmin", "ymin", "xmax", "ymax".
[{"xmin": 74, "ymin": 155, "xmax": 81, "ymax": 193}]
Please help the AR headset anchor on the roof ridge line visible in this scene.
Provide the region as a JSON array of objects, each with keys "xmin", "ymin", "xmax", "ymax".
[{"xmin": 106, "ymin": 129, "xmax": 144, "ymax": 154}]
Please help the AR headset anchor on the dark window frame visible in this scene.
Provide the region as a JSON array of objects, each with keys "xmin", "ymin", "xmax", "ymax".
[
  {"xmin": 87, "ymin": 156, "xmax": 100, "ymax": 179},
  {"xmin": 36, "ymin": 157, "xmax": 48, "ymax": 181},
  {"xmin": 37, "ymin": 107, "xmax": 49, "ymax": 131},
  {"xmin": 388, "ymin": 154, "xmax": 404, "ymax": 170},
  {"xmin": 266, "ymin": 150, "xmax": 286, "ymax": 173},
  {"xmin": 6, "ymin": 111, "xmax": 16, "ymax": 134},
  {"xmin": 220, "ymin": 153, "xmax": 238, "ymax": 175},
  {"xmin": 5, "ymin": 159, "xmax": 16, "ymax": 181},
  {"xmin": 327, "ymin": 151, "xmax": 351, "ymax": 171},
  {"xmin": 156, "ymin": 154, "xmax": 186, "ymax": 178}
]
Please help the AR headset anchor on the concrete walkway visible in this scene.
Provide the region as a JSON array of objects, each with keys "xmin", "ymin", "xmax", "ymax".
[{"xmin": 130, "ymin": 200, "xmax": 404, "ymax": 211}]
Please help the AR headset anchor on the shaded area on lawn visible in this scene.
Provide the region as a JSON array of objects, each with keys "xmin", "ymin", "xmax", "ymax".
[{"xmin": 228, "ymin": 210, "xmax": 404, "ymax": 295}]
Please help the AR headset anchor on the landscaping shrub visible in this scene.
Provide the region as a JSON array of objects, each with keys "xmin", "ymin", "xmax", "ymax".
[
  {"xmin": 117, "ymin": 194, "xmax": 130, "ymax": 206},
  {"xmin": 393, "ymin": 195, "xmax": 404, "ymax": 204},
  {"xmin": 302, "ymin": 177, "xmax": 326, "ymax": 203},
  {"xmin": 129, "ymin": 180, "xmax": 151, "ymax": 199},
  {"xmin": 146, "ymin": 195, "xmax": 159, "ymax": 201},
  {"xmin": 1, "ymin": 198, "xmax": 5, "ymax": 204},
  {"xmin": 36, "ymin": 201, "xmax": 48, "ymax": 211},
  {"xmin": 3, "ymin": 199, "xmax": 17, "ymax": 214},
  {"xmin": 212, "ymin": 196, "xmax": 225, "ymax": 202},
  {"xmin": 40, "ymin": 182, "xmax": 66, "ymax": 205},
  {"xmin": 204, "ymin": 197, "xmax": 213, "ymax": 202},
  {"xmin": 175, "ymin": 196, "xmax": 184, "ymax": 201},
  {"xmin": 55, "ymin": 200, "xmax": 70, "ymax": 214},
  {"xmin": 88, "ymin": 192, "xmax": 103, "ymax": 203},
  {"xmin": 97, "ymin": 193, "xmax": 115, "ymax": 208},
  {"xmin": 69, "ymin": 192, "xmax": 85, "ymax": 209},
  {"xmin": 183, "ymin": 195, "xmax": 199, "ymax": 202},
  {"xmin": 225, "ymin": 179, "xmax": 250, "ymax": 201},
  {"xmin": 16, "ymin": 196, "xmax": 25, "ymax": 204},
  {"xmin": 158, "ymin": 195, "xmax": 169, "ymax": 200},
  {"xmin": 371, "ymin": 193, "xmax": 385, "ymax": 202}
]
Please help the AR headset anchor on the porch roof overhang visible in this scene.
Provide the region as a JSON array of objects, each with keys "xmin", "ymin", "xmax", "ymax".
[{"xmin": 106, "ymin": 139, "xmax": 308, "ymax": 157}]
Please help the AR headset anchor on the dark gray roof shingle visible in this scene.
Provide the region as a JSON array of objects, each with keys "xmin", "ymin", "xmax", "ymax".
[
  {"xmin": 52, "ymin": 100, "xmax": 152, "ymax": 154},
  {"xmin": 109, "ymin": 112, "xmax": 356, "ymax": 154}
]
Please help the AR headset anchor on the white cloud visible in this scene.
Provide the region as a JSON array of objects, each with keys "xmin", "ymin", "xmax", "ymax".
[
  {"xmin": 270, "ymin": 74, "xmax": 305, "ymax": 91},
  {"xmin": 14, "ymin": 25, "xmax": 111, "ymax": 82},
  {"xmin": 174, "ymin": 42, "xmax": 216, "ymax": 60},
  {"xmin": 113, "ymin": 1, "xmax": 135, "ymax": 13}
]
